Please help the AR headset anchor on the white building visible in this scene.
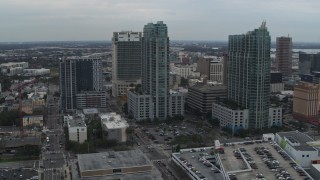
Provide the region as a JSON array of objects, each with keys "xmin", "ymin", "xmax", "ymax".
[
  {"xmin": 275, "ymin": 131, "xmax": 319, "ymax": 168},
  {"xmin": 64, "ymin": 114, "xmax": 87, "ymax": 143},
  {"xmin": 100, "ymin": 113, "xmax": 129, "ymax": 142},
  {"xmin": 171, "ymin": 65, "xmax": 194, "ymax": 79},
  {"xmin": 128, "ymin": 90, "xmax": 185, "ymax": 121},
  {"xmin": 0, "ymin": 62, "xmax": 28, "ymax": 76},
  {"xmin": 169, "ymin": 90, "xmax": 185, "ymax": 117},
  {"xmin": 209, "ymin": 58, "xmax": 224, "ymax": 83},
  {"xmin": 212, "ymin": 102, "xmax": 249, "ymax": 135},
  {"xmin": 128, "ymin": 91, "xmax": 154, "ymax": 121},
  {"xmin": 23, "ymin": 68, "xmax": 50, "ymax": 76},
  {"xmin": 268, "ymin": 106, "xmax": 282, "ymax": 127}
]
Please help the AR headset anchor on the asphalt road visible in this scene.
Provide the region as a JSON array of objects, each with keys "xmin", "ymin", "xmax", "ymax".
[{"xmin": 41, "ymin": 84, "xmax": 66, "ymax": 180}]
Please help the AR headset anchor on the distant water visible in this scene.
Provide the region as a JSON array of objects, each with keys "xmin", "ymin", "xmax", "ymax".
[{"xmin": 271, "ymin": 48, "xmax": 320, "ymax": 54}]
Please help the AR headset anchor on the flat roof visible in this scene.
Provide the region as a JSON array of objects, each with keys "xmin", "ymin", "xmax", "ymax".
[
  {"xmin": 67, "ymin": 114, "xmax": 86, "ymax": 128},
  {"xmin": 277, "ymin": 131, "xmax": 316, "ymax": 151},
  {"xmin": 78, "ymin": 149, "xmax": 152, "ymax": 172},
  {"xmin": 189, "ymin": 84, "xmax": 226, "ymax": 93},
  {"xmin": 83, "ymin": 108, "xmax": 99, "ymax": 114},
  {"xmin": 100, "ymin": 113, "xmax": 129, "ymax": 129}
]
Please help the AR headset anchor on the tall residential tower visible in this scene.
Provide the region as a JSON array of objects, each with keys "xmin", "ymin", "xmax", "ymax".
[
  {"xmin": 142, "ymin": 21, "xmax": 170, "ymax": 119},
  {"xmin": 112, "ymin": 31, "xmax": 142, "ymax": 97},
  {"xmin": 227, "ymin": 21, "xmax": 271, "ymax": 128}
]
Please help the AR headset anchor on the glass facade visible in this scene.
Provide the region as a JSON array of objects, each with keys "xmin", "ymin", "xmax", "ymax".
[
  {"xmin": 227, "ymin": 22, "xmax": 271, "ymax": 129},
  {"xmin": 142, "ymin": 21, "xmax": 169, "ymax": 119}
]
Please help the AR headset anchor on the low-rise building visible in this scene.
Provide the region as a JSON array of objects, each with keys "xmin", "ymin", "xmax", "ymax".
[
  {"xmin": 23, "ymin": 68, "xmax": 50, "ymax": 76},
  {"xmin": 187, "ymin": 84, "xmax": 227, "ymax": 113},
  {"xmin": 268, "ymin": 106, "xmax": 282, "ymax": 127},
  {"xmin": 0, "ymin": 62, "xmax": 28, "ymax": 76},
  {"xmin": 100, "ymin": 113, "xmax": 129, "ymax": 142},
  {"xmin": 64, "ymin": 114, "xmax": 87, "ymax": 143},
  {"xmin": 212, "ymin": 101, "xmax": 249, "ymax": 135},
  {"xmin": 271, "ymin": 72, "xmax": 284, "ymax": 93},
  {"xmin": 275, "ymin": 131, "xmax": 319, "ymax": 168},
  {"xmin": 22, "ymin": 115, "xmax": 44, "ymax": 127},
  {"xmin": 77, "ymin": 149, "xmax": 154, "ymax": 178}
]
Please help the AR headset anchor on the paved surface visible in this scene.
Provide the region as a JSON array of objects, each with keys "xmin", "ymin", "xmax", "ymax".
[
  {"xmin": 220, "ymin": 141, "xmax": 307, "ymax": 180},
  {"xmin": 41, "ymin": 83, "xmax": 66, "ymax": 180}
]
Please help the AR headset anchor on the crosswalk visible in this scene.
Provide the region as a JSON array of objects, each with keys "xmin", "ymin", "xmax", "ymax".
[
  {"xmin": 43, "ymin": 168, "xmax": 63, "ymax": 172},
  {"xmin": 44, "ymin": 151, "xmax": 61, "ymax": 154}
]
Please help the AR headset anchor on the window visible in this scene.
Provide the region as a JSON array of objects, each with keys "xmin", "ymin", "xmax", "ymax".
[
  {"xmin": 113, "ymin": 169, "xmax": 122, "ymax": 173},
  {"xmin": 307, "ymin": 155, "xmax": 309, "ymax": 157},
  {"xmin": 302, "ymin": 155, "xmax": 305, "ymax": 157}
]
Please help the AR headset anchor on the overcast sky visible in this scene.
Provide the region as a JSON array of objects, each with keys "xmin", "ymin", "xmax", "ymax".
[{"xmin": 0, "ymin": 0, "xmax": 319, "ymax": 42}]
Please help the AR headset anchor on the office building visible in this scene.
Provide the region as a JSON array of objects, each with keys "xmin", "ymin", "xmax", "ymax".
[
  {"xmin": 299, "ymin": 53, "xmax": 320, "ymax": 75},
  {"xmin": 142, "ymin": 21, "xmax": 169, "ymax": 120},
  {"xmin": 100, "ymin": 113, "xmax": 129, "ymax": 142},
  {"xmin": 275, "ymin": 131, "xmax": 318, "ymax": 168},
  {"xmin": 276, "ymin": 36, "xmax": 292, "ymax": 77},
  {"xmin": 187, "ymin": 84, "xmax": 226, "ymax": 113},
  {"xmin": 197, "ymin": 56, "xmax": 224, "ymax": 83},
  {"xmin": 64, "ymin": 113, "xmax": 87, "ymax": 143},
  {"xmin": 293, "ymin": 82, "xmax": 320, "ymax": 123},
  {"xmin": 209, "ymin": 58, "xmax": 224, "ymax": 83},
  {"xmin": 59, "ymin": 57, "xmax": 103, "ymax": 112},
  {"xmin": 227, "ymin": 22, "xmax": 271, "ymax": 129},
  {"xmin": 112, "ymin": 31, "xmax": 142, "ymax": 97}
]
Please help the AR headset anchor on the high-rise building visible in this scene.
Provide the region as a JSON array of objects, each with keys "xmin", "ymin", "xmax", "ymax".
[
  {"xmin": 142, "ymin": 21, "xmax": 169, "ymax": 119},
  {"xmin": 299, "ymin": 53, "xmax": 320, "ymax": 75},
  {"xmin": 227, "ymin": 21, "xmax": 271, "ymax": 129},
  {"xmin": 60, "ymin": 57, "xmax": 105, "ymax": 112},
  {"xmin": 112, "ymin": 31, "xmax": 142, "ymax": 97},
  {"xmin": 276, "ymin": 36, "xmax": 292, "ymax": 78}
]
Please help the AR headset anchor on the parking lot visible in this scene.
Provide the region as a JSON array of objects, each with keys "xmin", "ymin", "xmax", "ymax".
[
  {"xmin": 220, "ymin": 141, "xmax": 312, "ymax": 180},
  {"xmin": 0, "ymin": 168, "xmax": 38, "ymax": 179},
  {"xmin": 173, "ymin": 147, "xmax": 224, "ymax": 180}
]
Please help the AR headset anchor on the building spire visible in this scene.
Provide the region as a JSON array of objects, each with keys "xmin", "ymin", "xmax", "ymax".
[{"xmin": 260, "ymin": 20, "xmax": 267, "ymax": 29}]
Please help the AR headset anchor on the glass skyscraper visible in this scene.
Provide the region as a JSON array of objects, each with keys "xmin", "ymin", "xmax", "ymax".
[
  {"xmin": 142, "ymin": 21, "xmax": 169, "ymax": 119},
  {"xmin": 227, "ymin": 21, "xmax": 271, "ymax": 129}
]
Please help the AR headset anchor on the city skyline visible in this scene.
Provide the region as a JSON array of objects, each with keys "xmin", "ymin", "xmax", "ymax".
[{"xmin": 1, "ymin": 0, "xmax": 320, "ymax": 42}]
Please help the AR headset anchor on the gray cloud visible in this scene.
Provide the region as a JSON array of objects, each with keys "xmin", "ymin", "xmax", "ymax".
[{"xmin": 0, "ymin": 0, "xmax": 319, "ymax": 42}]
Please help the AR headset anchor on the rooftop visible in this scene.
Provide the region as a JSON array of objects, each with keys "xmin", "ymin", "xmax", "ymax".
[
  {"xmin": 277, "ymin": 131, "xmax": 316, "ymax": 151},
  {"xmin": 100, "ymin": 113, "xmax": 129, "ymax": 129},
  {"xmin": 78, "ymin": 149, "xmax": 152, "ymax": 172},
  {"xmin": 189, "ymin": 84, "xmax": 226, "ymax": 93},
  {"xmin": 67, "ymin": 114, "xmax": 86, "ymax": 128},
  {"xmin": 83, "ymin": 108, "xmax": 99, "ymax": 114}
]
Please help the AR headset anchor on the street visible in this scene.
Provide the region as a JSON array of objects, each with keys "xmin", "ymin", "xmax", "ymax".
[{"xmin": 41, "ymin": 84, "xmax": 66, "ymax": 180}]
